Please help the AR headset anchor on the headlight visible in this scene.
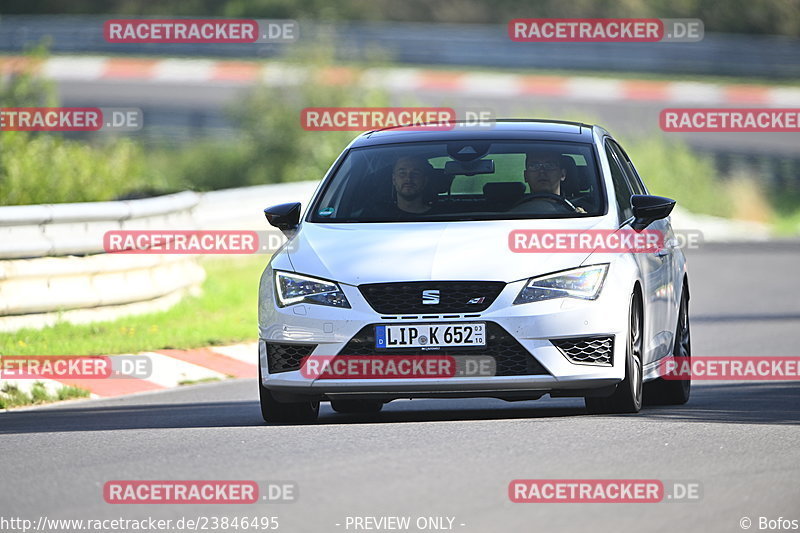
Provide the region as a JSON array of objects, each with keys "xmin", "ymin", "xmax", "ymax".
[
  {"xmin": 513, "ymin": 264, "xmax": 609, "ymax": 304},
  {"xmin": 275, "ymin": 271, "xmax": 351, "ymax": 308}
]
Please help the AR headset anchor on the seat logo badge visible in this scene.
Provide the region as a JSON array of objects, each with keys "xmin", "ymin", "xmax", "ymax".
[
  {"xmin": 467, "ymin": 297, "xmax": 485, "ymax": 305},
  {"xmin": 422, "ymin": 290, "xmax": 440, "ymax": 305}
]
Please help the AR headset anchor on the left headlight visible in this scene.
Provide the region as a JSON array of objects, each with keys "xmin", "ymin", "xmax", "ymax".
[
  {"xmin": 275, "ymin": 271, "xmax": 351, "ymax": 308},
  {"xmin": 513, "ymin": 264, "xmax": 609, "ymax": 304}
]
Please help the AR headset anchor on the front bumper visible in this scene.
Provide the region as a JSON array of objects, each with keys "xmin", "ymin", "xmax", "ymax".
[{"xmin": 258, "ymin": 271, "xmax": 630, "ymax": 401}]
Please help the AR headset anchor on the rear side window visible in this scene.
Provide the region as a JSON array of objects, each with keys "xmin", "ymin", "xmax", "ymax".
[{"xmin": 604, "ymin": 142, "xmax": 634, "ymax": 222}]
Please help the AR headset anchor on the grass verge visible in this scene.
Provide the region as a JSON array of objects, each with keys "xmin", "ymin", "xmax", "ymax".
[
  {"xmin": 178, "ymin": 377, "xmax": 224, "ymax": 386},
  {"xmin": 1, "ymin": 256, "xmax": 266, "ymax": 356},
  {"xmin": 0, "ymin": 381, "xmax": 90, "ymax": 409}
]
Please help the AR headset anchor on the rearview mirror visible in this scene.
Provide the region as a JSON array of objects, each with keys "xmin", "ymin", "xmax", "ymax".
[
  {"xmin": 264, "ymin": 202, "xmax": 301, "ymax": 233},
  {"xmin": 444, "ymin": 159, "xmax": 495, "ymax": 176},
  {"xmin": 630, "ymin": 195, "xmax": 675, "ymax": 231}
]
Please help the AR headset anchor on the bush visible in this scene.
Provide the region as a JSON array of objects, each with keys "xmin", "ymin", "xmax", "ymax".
[
  {"xmin": 0, "ymin": 131, "xmax": 174, "ymax": 205},
  {"xmin": 623, "ymin": 136, "xmax": 731, "ymax": 218},
  {"xmin": 149, "ymin": 45, "xmax": 391, "ymax": 190},
  {"xmin": 0, "ymin": 48, "xmax": 174, "ymax": 206}
]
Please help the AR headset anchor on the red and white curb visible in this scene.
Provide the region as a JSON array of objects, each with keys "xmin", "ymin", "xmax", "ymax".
[
  {"xmin": 1, "ymin": 55, "xmax": 799, "ymax": 106},
  {"xmin": 1, "ymin": 342, "xmax": 257, "ymax": 404}
]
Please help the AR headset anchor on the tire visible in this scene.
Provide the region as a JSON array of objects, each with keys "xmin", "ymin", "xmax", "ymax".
[
  {"xmin": 330, "ymin": 399, "xmax": 384, "ymax": 414},
  {"xmin": 585, "ymin": 291, "xmax": 644, "ymax": 414},
  {"xmin": 645, "ymin": 286, "xmax": 691, "ymax": 406},
  {"xmin": 258, "ymin": 366, "xmax": 319, "ymax": 423}
]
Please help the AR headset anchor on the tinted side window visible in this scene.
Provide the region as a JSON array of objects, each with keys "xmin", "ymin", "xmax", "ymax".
[
  {"xmin": 608, "ymin": 140, "xmax": 646, "ymax": 195},
  {"xmin": 604, "ymin": 142, "xmax": 634, "ymax": 222}
]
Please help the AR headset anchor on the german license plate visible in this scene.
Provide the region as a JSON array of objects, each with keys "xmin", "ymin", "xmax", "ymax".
[{"xmin": 375, "ymin": 323, "xmax": 486, "ymax": 349}]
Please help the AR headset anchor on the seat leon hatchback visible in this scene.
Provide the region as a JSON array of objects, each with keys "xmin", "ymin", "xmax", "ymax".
[{"xmin": 258, "ymin": 120, "xmax": 691, "ymax": 423}]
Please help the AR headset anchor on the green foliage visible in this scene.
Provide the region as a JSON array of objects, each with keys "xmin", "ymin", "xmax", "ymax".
[
  {"xmin": 0, "ymin": 132, "xmax": 171, "ymax": 205},
  {"xmin": 0, "ymin": 48, "xmax": 174, "ymax": 206},
  {"xmin": 0, "ymin": 43, "xmax": 56, "ymax": 107},
  {"xmin": 622, "ymin": 136, "xmax": 731, "ymax": 217},
  {"xmin": 0, "ymin": 381, "xmax": 89, "ymax": 409},
  {"xmin": 148, "ymin": 138, "xmax": 257, "ymax": 191},
  {"xmin": 150, "ymin": 45, "xmax": 390, "ymax": 189},
  {"xmin": 227, "ymin": 67, "xmax": 388, "ymax": 184}
]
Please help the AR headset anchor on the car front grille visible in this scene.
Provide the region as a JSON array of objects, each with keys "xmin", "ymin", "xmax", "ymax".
[
  {"xmin": 266, "ymin": 342, "xmax": 316, "ymax": 373},
  {"xmin": 358, "ymin": 281, "xmax": 505, "ymax": 314},
  {"xmin": 337, "ymin": 322, "xmax": 548, "ymax": 377},
  {"xmin": 551, "ymin": 336, "xmax": 614, "ymax": 366}
]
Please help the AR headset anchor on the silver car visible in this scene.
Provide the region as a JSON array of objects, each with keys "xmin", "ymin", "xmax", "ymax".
[{"xmin": 258, "ymin": 120, "xmax": 691, "ymax": 422}]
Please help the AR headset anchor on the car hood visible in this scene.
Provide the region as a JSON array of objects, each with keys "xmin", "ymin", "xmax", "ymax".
[{"xmin": 284, "ymin": 217, "xmax": 614, "ymax": 285}]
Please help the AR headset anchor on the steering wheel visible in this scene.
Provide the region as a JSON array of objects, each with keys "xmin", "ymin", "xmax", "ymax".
[{"xmin": 512, "ymin": 192, "xmax": 578, "ymax": 212}]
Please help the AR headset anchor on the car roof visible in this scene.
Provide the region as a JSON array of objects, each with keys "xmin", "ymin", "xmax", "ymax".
[{"xmin": 350, "ymin": 119, "xmax": 597, "ymax": 148}]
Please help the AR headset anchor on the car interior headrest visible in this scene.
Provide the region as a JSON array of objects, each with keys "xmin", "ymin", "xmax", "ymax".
[
  {"xmin": 560, "ymin": 155, "xmax": 581, "ymax": 198},
  {"xmin": 425, "ymin": 167, "xmax": 454, "ymax": 200}
]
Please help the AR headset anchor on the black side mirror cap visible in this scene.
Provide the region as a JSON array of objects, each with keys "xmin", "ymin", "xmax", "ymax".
[
  {"xmin": 630, "ymin": 194, "xmax": 675, "ymax": 231},
  {"xmin": 264, "ymin": 202, "xmax": 301, "ymax": 231}
]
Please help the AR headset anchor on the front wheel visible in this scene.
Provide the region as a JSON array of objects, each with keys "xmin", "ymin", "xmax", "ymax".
[
  {"xmin": 585, "ymin": 292, "xmax": 643, "ymax": 414},
  {"xmin": 645, "ymin": 286, "xmax": 691, "ymax": 405}
]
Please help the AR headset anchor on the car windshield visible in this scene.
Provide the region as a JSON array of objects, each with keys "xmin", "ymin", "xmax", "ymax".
[{"xmin": 308, "ymin": 140, "xmax": 605, "ymax": 223}]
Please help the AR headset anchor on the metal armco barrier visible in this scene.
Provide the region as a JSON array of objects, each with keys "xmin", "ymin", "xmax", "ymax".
[{"xmin": 0, "ymin": 191, "xmax": 205, "ymax": 331}]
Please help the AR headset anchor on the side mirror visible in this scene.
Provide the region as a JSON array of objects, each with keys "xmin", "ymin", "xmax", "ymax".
[
  {"xmin": 630, "ymin": 195, "xmax": 675, "ymax": 231},
  {"xmin": 264, "ymin": 202, "xmax": 301, "ymax": 233}
]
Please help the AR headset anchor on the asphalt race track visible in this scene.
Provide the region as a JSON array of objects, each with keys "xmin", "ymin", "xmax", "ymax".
[{"xmin": 2, "ymin": 242, "xmax": 799, "ymax": 533}]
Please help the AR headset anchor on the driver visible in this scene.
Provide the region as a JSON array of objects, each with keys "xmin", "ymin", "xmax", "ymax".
[
  {"xmin": 525, "ymin": 149, "xmax": 566, "ymax": 195},
  {"xmin": 390, "ymin": 155, "xmax": 435, "ymax": 214},
  {"xmin": 511, "ymin": 149, "xmax": 585, "ymax": 213}
]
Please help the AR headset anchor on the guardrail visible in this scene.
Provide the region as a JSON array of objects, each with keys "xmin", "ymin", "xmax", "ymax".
[
  {"xmin": 0, "ymin": 16, "xmax": 798, "ymax": 78},
  {"xmin": 0, "ymin": 191, "xmax": 205, "ymax": 332}
]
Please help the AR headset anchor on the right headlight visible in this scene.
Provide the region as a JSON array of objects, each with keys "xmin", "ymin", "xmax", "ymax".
[
  {"xmin": 513, "ymin": 264, "xmax": 609, "ymax": 304},
  {"xmin": 274, "ymin": 271, "xmax": 351, "ymax": 308}
]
